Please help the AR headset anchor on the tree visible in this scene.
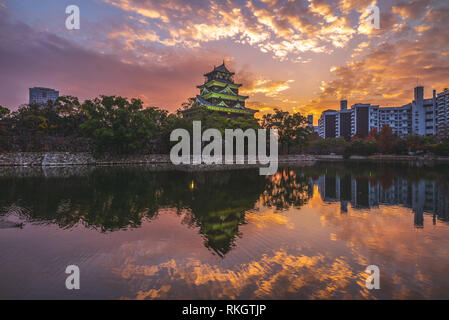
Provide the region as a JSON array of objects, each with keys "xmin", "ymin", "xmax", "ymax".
[
  {"xmin": 181, "ymin": 97, "xmax": 195, "ymax": 110},
  {"xmin": 344, "ymin": 139, "xmax": 379, "ymax": 158},
  {"xmin": 404, "ymin": 135, "xmax": 437, "ymax": 154},
  {"xmin": 261, "ymin": 109, "xmax": 312, "ymax": 154},
  {"xmin": 52, "ymin": 96, "xmax": 87, "ymax": 136},
  {"xmin": 378, "ymin": 124, "xmax": 394, "ymax": 153},
  {"xmin": 0, "ymin": 105, "xmax": 10, "ymax": 119},
  {"xmin": 432, "ymin": 142, "xmax": 449, "ymax": 156},
  {"xmin": 0, "ymin": 106, "xmax": 10, "ymax": 146},
  {"xmin": 367, "ymin": 127, "xmax": 378, "ymax": 141},
  {"xmin": 80, "ymin": 96, "xmax": 159, "ymax": 155}
]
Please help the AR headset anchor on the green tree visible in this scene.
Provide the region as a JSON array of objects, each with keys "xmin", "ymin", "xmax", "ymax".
[
  {"xmin": 187, "ymin": 108, "xmax": 260, "ymax": 134},
  {"xmin": 0, "ymin": 105, "xmax": 10, "ymax": 119},
  {"xmin": 432, "ymin": 142, "xmax": 449, "ymax": 156},
  {"xmin": 344, "ymin": 138, "xmax": 379, "ymax": 157},
  {"xmin": 80, "ymin": 96, "xmax": 159, "ymax": 155},
  {"xmin": 404, "ymin": 135, "xmax": 437, "ymax": 154},
  {"xmin": 261, "ymin": 109, "xmax": 312, "ymax": 154},
  {"xmin": 181, "ymin": 97, "xmax": 195, "ymax": 110},
  {"xmin": 49, "ymin": 96, "xmax": 87, "ymax": 136}
]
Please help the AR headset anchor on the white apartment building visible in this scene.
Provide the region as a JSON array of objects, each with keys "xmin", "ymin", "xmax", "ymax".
[
  {"xmin": 378, "ymin": 105, "xmax": 411, "ymax": 137},
  {"xmin": 315, "ymin": 86, "xmax": 444, "ymax": 140},
  {"xmin": 436, "ymin": 89, "xmax": 449, "ymax": 137}
]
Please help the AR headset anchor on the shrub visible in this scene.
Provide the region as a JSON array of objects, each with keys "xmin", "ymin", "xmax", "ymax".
[
  {"xmin": 345, "ymin": 139, "xmax": 379, "ymax": 157},
  {"xmin": 432, "ymin": 143, "xmax": 449, "ymax": 156}
]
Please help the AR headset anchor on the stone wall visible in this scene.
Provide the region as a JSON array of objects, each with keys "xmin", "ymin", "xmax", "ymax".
[
  {"xmin": 1, "ymin": 152, "xmax": 448, "ymax": 167},
  {"xmin": 0, "ymin": 152, "xmax": 171, "ymax": 166},
  {"xmin": 0, "ymin": 152, "xmax": 319, "ymax": 166}
]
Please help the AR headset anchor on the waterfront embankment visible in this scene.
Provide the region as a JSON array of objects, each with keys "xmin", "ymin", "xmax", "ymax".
[{"xmin": 1, "ymin": 152, "xmax": 449, "ymax": 167}]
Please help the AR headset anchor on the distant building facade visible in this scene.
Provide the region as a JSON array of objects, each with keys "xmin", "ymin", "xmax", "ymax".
[
  {"xmin": 338, "ymin": 102, "xmax": 352, "ymax": 141},
  {"xmin": 29, "ymin": 87, "xmax": 59, "ymax": 105},
  {"xmin": 318, "ymin": 110, "xmax": 337, "ymax": 139},
  {"xmin": 313, "ymin": 86, "xmax": 447, "ymax": 140},
  {"xmin": 436, "ymin": 89, "xmax": 449, "ymax": 137},
  {"xmin": 351, "ymin": 103, "xmax": 379, "ymax": 137},
  {"xmin": 307, "ymin": 114, "xmax": 313, "ymax": 127}
]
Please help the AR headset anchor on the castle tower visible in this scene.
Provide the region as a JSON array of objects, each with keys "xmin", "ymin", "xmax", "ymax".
[{"xmin": 182, "ymin": 62, "xmax": 257, "ymax": 119}]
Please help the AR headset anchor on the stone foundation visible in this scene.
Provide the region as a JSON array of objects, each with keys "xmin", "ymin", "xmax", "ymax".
[
  {"xmin": 0, "ymin": 152, "xmax": 318, "ymax": 167},
  {"xmin": 0, "ymin": 152, "xmax": 171, "ymax": 166},
  {"xmin": 1, "ymin": 152, "xmax": 448, "ymax": 167}
]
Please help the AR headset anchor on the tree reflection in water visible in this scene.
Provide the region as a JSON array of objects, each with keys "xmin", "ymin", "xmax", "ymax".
[
  {"xmin": 2, "ymin": 162, "xmax": 449, "ymax": 256},
  {"xmin": 0, "ymin": 166, "xmax": 314, "ymax": 256},
  {"xmin": 261, "ymin": 168, "xmax": 313, "ymax": 211}
]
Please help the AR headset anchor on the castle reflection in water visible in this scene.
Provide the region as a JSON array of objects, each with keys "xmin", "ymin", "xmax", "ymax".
[
  {"xmin": 2, "ymin": 163, "xmax": 449, "ymax": 257},
  {"xmin": 314, "ymin": 171, "xmax": 449, "ymax": 228}
]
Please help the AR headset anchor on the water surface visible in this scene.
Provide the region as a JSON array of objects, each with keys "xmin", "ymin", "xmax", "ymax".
[{"xmin": 1, "ymin": 162, "xmax": 449, "ymax": 299}]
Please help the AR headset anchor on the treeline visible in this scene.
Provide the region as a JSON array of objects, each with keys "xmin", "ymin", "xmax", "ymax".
[
  {"xmin": 305, "ymin": 125, "xmax": 449, "ymax": 157},
  {"xmin": 2, "ymin": 96, "xmax": 448, "ymax": 157},
  {"xmin": 0, "ymin": 96, "xmax": 311, "ymax": 155}
]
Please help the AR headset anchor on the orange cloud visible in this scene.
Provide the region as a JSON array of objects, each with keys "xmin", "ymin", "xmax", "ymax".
[
  {"xmin": 297, "ymin": 2, "xmax": 449, "ymax": 116},
  {"xmin": 103, "ymin": 0, "xmax": 360, "ymax": 61},
  {"xmin": 241, "ymin": 79, "xmax": 294, "ymax": 97}
]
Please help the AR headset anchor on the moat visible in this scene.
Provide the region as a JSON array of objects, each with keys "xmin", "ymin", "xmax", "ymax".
[{"xmin": 1, "ymin": 162, "xmax": 449, "ymax": 299}]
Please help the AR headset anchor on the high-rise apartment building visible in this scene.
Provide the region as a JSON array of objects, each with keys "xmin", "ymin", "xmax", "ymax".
[
  {"xmin": 338, "ymin": 108, "xmax": 352, "ymax": 141},
  {"xmin": 436, "ymin": 89, "xmax": 449, "ymax": 137},
  {"xmin": 314, "ymin": 86, "xmax": 445, "ymax": 139},
  {"xmin": 351, "ymin": 103, "xmax": 379, "ymax": 137},
  {"xmin": 29, "ymin": 87, "xmax": 59, "ymax": 105},
  {"xmin": 318, "ymin": 110, "xmax": 337, "ymax": 139}
]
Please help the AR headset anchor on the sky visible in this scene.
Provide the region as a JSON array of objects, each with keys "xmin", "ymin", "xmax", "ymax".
[{"xmin": 1, "ymin": 0, "xmax": 448, "ymax": 123}]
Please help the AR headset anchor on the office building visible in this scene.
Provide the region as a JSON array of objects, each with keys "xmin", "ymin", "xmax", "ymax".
[{"xmin": 29, "ymin": 87, "xmax": 59, "ymax": 105}]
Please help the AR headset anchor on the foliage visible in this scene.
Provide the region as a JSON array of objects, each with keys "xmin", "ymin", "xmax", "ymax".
[
  {"xmin": 191, "ymin": 108, "xmax": 260, "ymax": 133},
  {"xmin": 0, "ymin": 105, "xmax": 10, "ymax": 119},
  {"xmin": 79, "ymin": 96, "xmax": 162, "ymax": 155},
  {"xmin": 367, "ymin": 127, "xmax": 379, "ymax": 140},
  {"xmin": 261, "ymin": 108, "xmax": 312, "ymax": 154},
  {"xmin": 3, "ymin": 97, "xmax": 449, "ymax": 158},
  {"xmin": 378, "ymin": 124, "xmax": 394, "ymax": 153},
  {"xmin": 344, "ymin": 138, "xmax": 379, "ymax": 158},
  {"xmin": 305, "ymin": 136, "xmax": 348, "ymax": 155},
  {"xmin": 404, "ymin": 134, "xmax": 438, "ymax": 154},
  {"xmin": 181, "ymin": 97, "xmax": 195, "ymax": 110},
  {"xmin": 308, "ymin": 125, "xmax": 448, "ymax": 158},
  {"xmin": 0, "ymin": 97, "xmax": 90, "ymax": 152},
  {"xmin": 432, "ymin": 142, "xmax": 449, "ymax": 156}
]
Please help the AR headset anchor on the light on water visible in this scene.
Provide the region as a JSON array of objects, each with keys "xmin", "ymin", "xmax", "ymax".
[{"xmin": 1, "ymin": 162, "xmax": 449, "ymax": 299}]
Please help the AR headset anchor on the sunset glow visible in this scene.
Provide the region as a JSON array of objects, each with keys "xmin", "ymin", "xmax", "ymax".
[{"xmin": 1, "ymin": 0, "xmax": 449, "ymax": 123}]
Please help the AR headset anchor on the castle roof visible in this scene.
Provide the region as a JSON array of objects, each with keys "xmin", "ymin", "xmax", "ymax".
[
  {"xmin": 183, "ymin": 95, "xmax": 256, "ymax": 115},
  {"xmin": 204, "ymin": 61, "xmax": 235, "ymax": 76}
]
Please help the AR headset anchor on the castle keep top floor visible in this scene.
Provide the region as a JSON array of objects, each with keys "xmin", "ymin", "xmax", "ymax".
[{"xmin": 182, "ymin": 62, "xmax": 256, "ymax": 119}]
